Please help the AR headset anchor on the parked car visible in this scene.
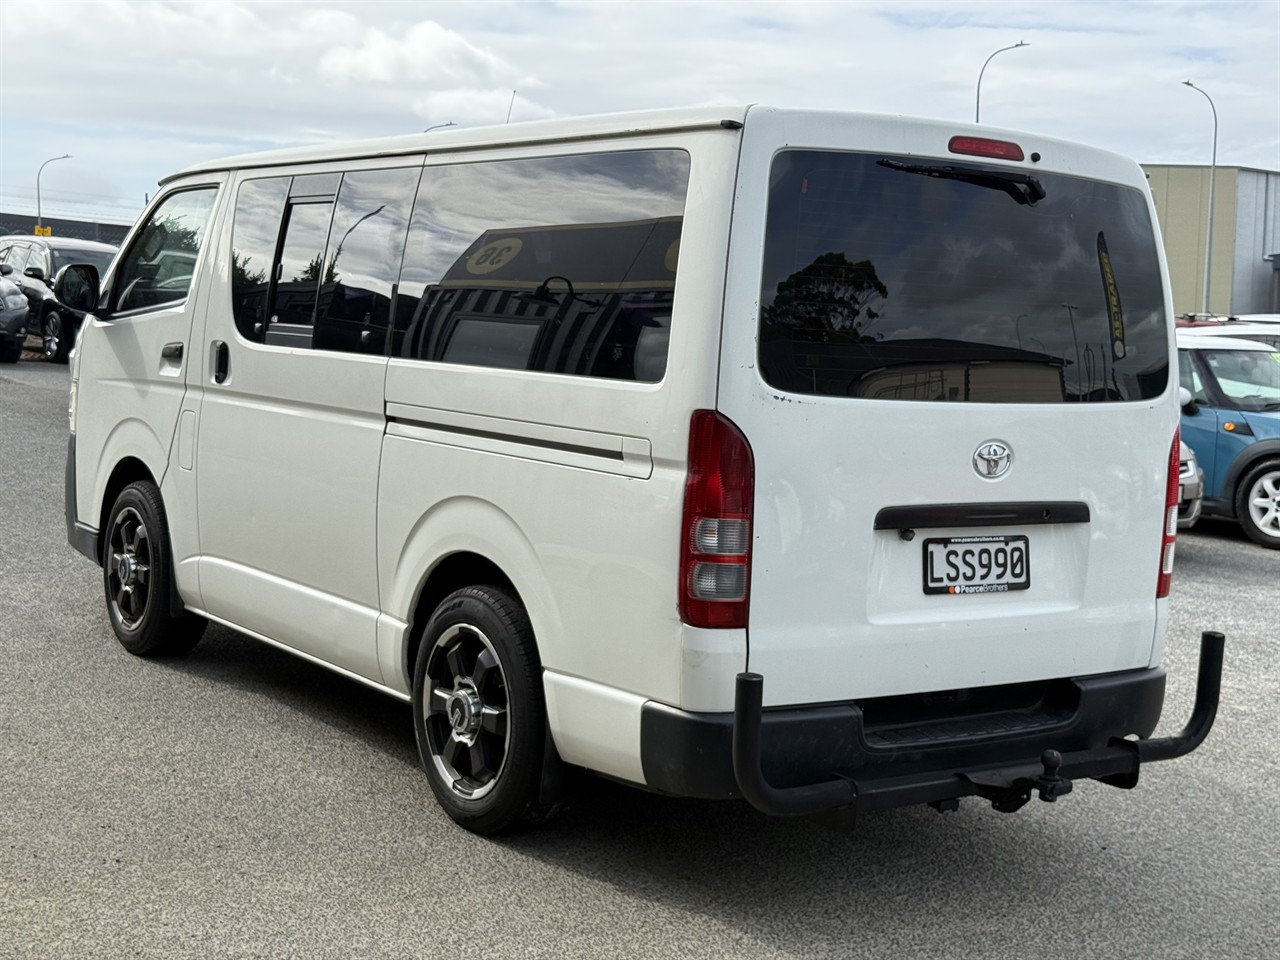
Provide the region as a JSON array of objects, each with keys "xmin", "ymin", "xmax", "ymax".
[
  {"xmin": 1174, "ymin": 320, "xmax": 1280, "ymax": 349},
  {"xmin": 0, "ymin": 236, "xmax": 117, "ymax": 363},
  {"xmin": 1177, "ymin": 331, "xmax": 1280, "ymax": 547},
  {"xmin": 0, "ymin": 266, "xmax": 31, "ymax": 363},
  {"xmin": 1178, "ymin": 440, "xmax": 1204, "ymax": 528}
]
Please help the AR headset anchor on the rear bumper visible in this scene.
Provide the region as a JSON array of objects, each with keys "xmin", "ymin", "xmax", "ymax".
[
  {"xmin": 640, "ymin": 631, "xmax": 1223, "ymax": 820},
  {"xmin": 0, "ymin": 306, "xmax": 29, "ymax": 341}
]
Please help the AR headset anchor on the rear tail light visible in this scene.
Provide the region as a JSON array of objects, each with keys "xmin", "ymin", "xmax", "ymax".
[
  {"xmin": 1158, "ymin": 429, "xmax": 1180, "ymax": 598},
  {"xmin": 680, "ymin": 411, "xmax": 754, "ymax": 629}
]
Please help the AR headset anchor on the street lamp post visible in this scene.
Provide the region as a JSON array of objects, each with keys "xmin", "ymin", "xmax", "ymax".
[
  {"xmin": 1183, "ymin": 81, "xmax": 1218, "ymax": 316},
  {"xmin": 36, "ymin": 154, "xmax": 72, "ymax": 231},
  {"xmin": 975, "ymin": 42, "xmax": 1028, "ymax": 123}
]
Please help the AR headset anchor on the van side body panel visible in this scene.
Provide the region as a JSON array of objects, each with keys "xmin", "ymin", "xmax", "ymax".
[
  {"xmin": 74, "ymin": 173, "xmax": 228, "ymax": 605},
  {"xmin": 192, "ymin": 158, "xmax": 409, "ymax": 682},
  {"xmin": 377, "ymin": 132, "xmax": 741, "ymax": 777}
]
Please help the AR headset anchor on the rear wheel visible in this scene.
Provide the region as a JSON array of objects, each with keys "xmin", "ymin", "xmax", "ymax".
[
  {"xmin": 1235, "ymin": 459, "xmax": 1280, "ymax": 548},
  {"xmin": 41, "ymin": 309, "xmax": 72, "ymax": 364},
  {"xmin": 412, "ymin": 585, "xmax": 547, "ymax": 834},
  {"xmin": 103, "ymin": 482, "xmax": 206, "ymax": 656}
]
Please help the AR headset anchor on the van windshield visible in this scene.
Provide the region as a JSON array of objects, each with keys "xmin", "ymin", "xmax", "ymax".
[{"xmin": 758, "ymin": 150, "xmax": 1169, "ymax": 402}]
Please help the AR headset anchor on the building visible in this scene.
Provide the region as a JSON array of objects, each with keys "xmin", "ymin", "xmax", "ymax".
[{"xmin": 1143, "ymin": 164, "xmax": 1280, "ymax": 317}]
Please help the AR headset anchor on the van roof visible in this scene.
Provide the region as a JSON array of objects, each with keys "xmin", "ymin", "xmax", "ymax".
[
  {"xmin": 162, "ymin": 105, "xmax": 753, "ymax": 185},
  {"xmin": 162, "ymin": 104, "xmax": 1142, "ymax": 188}
]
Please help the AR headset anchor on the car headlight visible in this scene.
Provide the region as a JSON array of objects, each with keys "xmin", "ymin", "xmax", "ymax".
[{"xmin": 3, "ymin": 294, "xmax": 26, "ymax": 310}]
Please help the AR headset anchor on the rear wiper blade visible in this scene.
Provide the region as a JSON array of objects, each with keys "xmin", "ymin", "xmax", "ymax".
[{"xmin": 877, "ymin": 159, "xmax": 1046, "ymax": 206}]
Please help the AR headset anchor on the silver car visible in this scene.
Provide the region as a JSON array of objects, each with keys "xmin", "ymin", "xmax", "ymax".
[{"xmin": 1178, "ymin": 440, "xmax": 1204, "ymax": 528}]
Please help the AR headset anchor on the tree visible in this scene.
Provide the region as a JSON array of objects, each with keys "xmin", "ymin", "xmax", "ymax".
[{"xmin": 762, "ymin": 253, "xmax": 887, "ymax": 342}]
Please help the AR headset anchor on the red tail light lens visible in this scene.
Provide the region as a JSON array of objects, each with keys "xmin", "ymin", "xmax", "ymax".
[
  {"xmin": 1158, "ymin": 430, "xmax": 1180, "ymax": 598},
  {"xmin": 680, "ymin": 411, "xmax": 754, "ymax": 628},
  {"xmin": 948, "ymin": 136, "xmax": 1025, "ymax": 161}
]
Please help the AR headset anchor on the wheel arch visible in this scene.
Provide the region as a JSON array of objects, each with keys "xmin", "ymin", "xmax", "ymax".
[
  {"xmin": 1223, "ymin": 440, "xmax": 1280, "ymax": 515},
  {"xmin": 96, "ymin": 457, "xmax": 158, "ymax": 564},
  {"xmin": 386, "ymin": 495, "xmax": 562, "ymax": 693},
  {"xmin": 402, "ymin": 552, "xmax": 520, "ymax": 690}
]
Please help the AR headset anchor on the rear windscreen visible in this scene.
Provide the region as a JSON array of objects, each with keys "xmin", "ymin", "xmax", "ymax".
[{"xmin": 758, "ymin": 150, "xmax": 1169, "ymax": 402}]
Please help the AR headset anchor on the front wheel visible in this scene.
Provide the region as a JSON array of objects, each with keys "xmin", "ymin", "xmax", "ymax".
[
  {"xmin": 412, "ymin": 585, "xmax": 547, "ymax": 834},
  {"xmin": 103, "ymin": 481, "xmax": 206, "ymax": 655},
  {"xmin": 41, "ymin": 309, "xmax": 72, "ymax": 364},
  {"xmin": 1235, "ymin": 459, "xmax": 1280, "ymax": 548}
]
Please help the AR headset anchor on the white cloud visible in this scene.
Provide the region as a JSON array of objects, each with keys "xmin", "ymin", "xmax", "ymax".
[
  {"xmin": 0, "ymin": 0, "xmax": 1275, "ymax": 222},
  {"xmin": 319, "ymin": 20, "xmax": 508, "ymax": 86}
]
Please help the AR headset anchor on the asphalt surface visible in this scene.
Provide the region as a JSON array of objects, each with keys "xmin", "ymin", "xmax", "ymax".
[{"xmin": 2, "ymin": 360, "xmax": 1277, "ymax": 960}]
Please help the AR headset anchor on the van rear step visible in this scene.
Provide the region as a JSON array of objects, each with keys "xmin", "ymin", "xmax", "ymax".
[
  {"xmin": 731, "ymin": 631, "xmax": 1224, "ymax": 824},
  {"xmin": 864, "ymin": 706, "xmax": 1071, "ymax": 749}
]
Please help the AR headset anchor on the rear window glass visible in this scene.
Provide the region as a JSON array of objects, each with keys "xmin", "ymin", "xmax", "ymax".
[{"xmin": 759, "ymin": 150, "xmax": 1169, "ymax": 402}]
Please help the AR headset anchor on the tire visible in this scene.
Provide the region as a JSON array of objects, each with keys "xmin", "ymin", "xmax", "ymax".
[
  {"xmin": 103, "ymin": 481, "xmax": 206, "ymax": 656},
  {"xmin": 0, "ymin": 340, "xmax": 19, "ymax": 364},
  {"xmin": 1235, "ymin": 459, "xmax": 1280, "ymax": 549},
  {"xmin": 41, "ymin": 309, "xmax": 72, "ymax": 364},
  {"xmin": 412, "ymin": 585, "xmax": 547, "ymax": 835}
]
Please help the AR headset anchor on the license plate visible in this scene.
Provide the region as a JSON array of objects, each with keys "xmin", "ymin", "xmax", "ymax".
[{"xmin": 923, "ymin": 535, "xmax": 1030, "ymax": 595}]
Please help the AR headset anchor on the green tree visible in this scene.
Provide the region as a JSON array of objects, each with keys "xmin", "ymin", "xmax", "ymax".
[{"xmin": 763, "ymin": 253, "xmax": 887, "ymax": 342}]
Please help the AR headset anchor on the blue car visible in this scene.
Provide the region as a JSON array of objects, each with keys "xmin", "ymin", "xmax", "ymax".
[{"xmin": 1177, "ymin": 331, "xmax": 1280, "ymax": 547}]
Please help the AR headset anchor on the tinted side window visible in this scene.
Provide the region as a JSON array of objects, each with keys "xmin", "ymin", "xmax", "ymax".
[
  {"xmin": 397, "ymin": 150, "xmax": 690, "ymax": 382},
  {"xmin": 114, "ymin": 189, "xmax": 216, "ymax": 313},
  {"xmin": 312, "ymin": 167, "xmax": 419, "ymax": 355},
  {"xmin": 266, "ymin": 201, "xmax": 334, "ymax": 344},
  {"xmin": 231, "ymin": 177, "xmax": 290, "ymax": 341}
]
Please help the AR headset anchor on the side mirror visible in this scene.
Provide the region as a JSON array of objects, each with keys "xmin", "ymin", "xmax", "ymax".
[
  {"xmin": 24, "ymin": 265, "xmax": 46, "ymax": 282},
  {"xmin": 1179, "ymin": 386, "xmax": 1198, "ymax": 415},
  {"xmin": 54, "ymin": 264, "xmax": 100, "ymax": 314},
  {"xmin": 0, "ymin": 263, "xmax": 11, "ymax": 276}
]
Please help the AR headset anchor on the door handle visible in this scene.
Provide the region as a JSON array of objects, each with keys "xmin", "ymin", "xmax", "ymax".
[
  {"xmin": 212, "ymin": 340, "xmax": 230, "ymax": 384},
  {"xmin": 161, "ymin": 342, "xmax": 184, "ymax": 361}
]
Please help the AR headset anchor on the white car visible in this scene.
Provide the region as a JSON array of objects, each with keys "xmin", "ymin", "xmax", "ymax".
[{"xmin": 61, "ymin": 105, "xmax": 1225, "ymax": 834}]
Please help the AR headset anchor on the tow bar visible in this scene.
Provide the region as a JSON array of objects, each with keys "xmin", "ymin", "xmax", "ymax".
[{"xmin": 732, "ymin": 631, "xmax": 1224, "ymax": 819}]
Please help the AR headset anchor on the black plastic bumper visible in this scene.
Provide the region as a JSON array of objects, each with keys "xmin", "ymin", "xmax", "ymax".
[{"xmin": 640, "ymin": 631, "xmax": 1223, "ymax": 819}]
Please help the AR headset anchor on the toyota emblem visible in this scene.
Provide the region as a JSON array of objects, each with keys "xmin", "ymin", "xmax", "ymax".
[{"xmin": 973, "ymin": 441, "xmax": 1013, "ymax": 479}]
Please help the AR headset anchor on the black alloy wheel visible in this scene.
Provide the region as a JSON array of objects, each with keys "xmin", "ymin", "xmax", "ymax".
[
  {"xmin": 412, "ymin": 585, "xmax": 548, "ymax": 834},
  {"xmin": 103, "ymin": 482, "xmax": 206, "ymax": 656}
]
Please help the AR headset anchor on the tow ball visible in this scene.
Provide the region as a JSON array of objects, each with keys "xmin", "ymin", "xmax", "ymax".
[{"xmin": 975, "ymin": 749, "xmax": 1075, "ymax": 813}]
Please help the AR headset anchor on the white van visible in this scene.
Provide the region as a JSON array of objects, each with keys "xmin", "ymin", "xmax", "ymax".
[{"xmin": 60, "ymin": 106, "xmax": 1223, "ymax": 834}]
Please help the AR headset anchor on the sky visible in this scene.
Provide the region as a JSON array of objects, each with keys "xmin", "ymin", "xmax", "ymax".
[{"xmin": 1, "ymin": 0, "xmax": 1277, "ymax": 226}]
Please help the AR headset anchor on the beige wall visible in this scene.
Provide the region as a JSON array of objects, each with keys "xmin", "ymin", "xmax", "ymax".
[{"xmin": 1144, "ymin": 165, "xmax": 1238, "ymax": 316}]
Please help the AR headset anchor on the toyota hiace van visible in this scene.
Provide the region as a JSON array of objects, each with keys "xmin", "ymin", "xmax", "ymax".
[{"xmin": 60, "ymin": 106, "xmax": 1222, "ymax": 833}]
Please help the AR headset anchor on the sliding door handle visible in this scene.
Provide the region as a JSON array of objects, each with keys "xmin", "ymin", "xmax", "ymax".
[{"xmin": 212, "ymin": 340, "xmax": 230, "ymax": 384}]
